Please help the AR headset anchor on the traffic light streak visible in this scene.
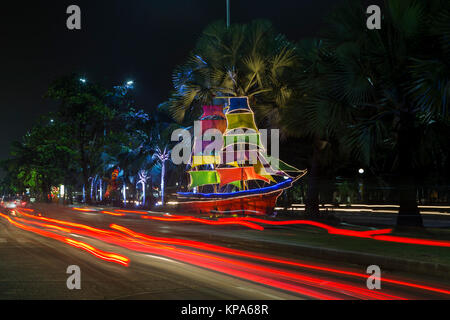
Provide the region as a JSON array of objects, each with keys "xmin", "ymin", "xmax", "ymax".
[{"xmin": 7, "ymin": 209, "xmax": 450, "ymax": 297}]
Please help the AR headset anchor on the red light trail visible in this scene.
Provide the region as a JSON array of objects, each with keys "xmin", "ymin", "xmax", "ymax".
[
  {"xmin": 6, "ymin": 208, "xmax": 450, "ymax": 298},
  {"xmin": 73, "ymin": 207, "xmax": 96, "ymax": 212},
  {"xmin": 140, "ymin": 215, "xmax": 264, "ymax": 230},
  {"xmin": 0, "ymin": 210, "xmax": 391, "ymax": 299},
  {"xmin": 110, "ymin": 224, "xmax": 450, "ymax": 296},
  {"xmin": 0, "ymin": 211, "xmax": 130, "ymax": 267},
  {"xmin": 219, "ymin": 217, "xmax": 394, "ymax": 238},
  {"xmin": 63, "ymin": 238, "xmax": 130, "ymax": 266},
  {"xmin": 71, "ymin": 208, "xmax": 449, "ymax": 249},
  {"xmin": 115, "ymin": 209, "xmax": 149, "ymax": 214},
  {"xmin": 101, "ymin": 211, "xmax": 126, "ymax": 217}
]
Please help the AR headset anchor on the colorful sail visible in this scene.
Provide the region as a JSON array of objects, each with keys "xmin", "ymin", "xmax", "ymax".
[
  {"xmin": 254, "ymin": 160, "xmax": 277, "ymax": 183},
  {"xmin": 188, "ymin": 171, "xmax": 220, "ymax": 189},
  {"xmin": 201, "ymin": 105, "xmax": 226, "ymax": 119},
  {"xmin": 186, "ymin": 98, "xmax": 306, "ymax": 193},
  {"xmin": 225, "ymin": 113, "xmax": 258, "ymax": 132},
  {"xmin": 192, "ymin": 105, "xmax": 227, "ymax": 158},
  {"xmin": 216, "ymin": 167, "xmax": 270, "ymax": 186},
  {"xmin": 225, "ymin": 97, "xmax": 252, "ymax": 113},
  {"xmin": 243, "ymin": 166, "xmax": 271, "ymax": 184},
  {"xmin": 178, "ymin": 96, "xmax": 307, "ymax": 216},
  {"xmin": 201, "ymin": 119, "xmax": 227, "ymax": 134},
  {"xmin": 191, "ymin": 155, "xmax": 221, "ymax": 167}
]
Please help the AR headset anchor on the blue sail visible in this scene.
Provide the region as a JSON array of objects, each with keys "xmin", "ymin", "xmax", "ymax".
[{"xmin": 226, "ymin": 97, "xmax": 251, "ymax": 113}]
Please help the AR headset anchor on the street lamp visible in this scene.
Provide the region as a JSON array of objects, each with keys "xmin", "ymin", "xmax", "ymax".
[
  {"xmin": 80, "ymin": 78, "xmax": 86, "ymax": 84},
  {"xmin": 125, "ymin": 80, "xmax": 134, "ymax": 90},
  {"xmin": 358, "ymin": 169, "xmax": 364, "ymax": 202}
]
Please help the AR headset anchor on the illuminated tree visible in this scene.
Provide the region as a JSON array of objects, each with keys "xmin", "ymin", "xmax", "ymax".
[
  {"xmin": 137, "ymin": 170, "xmax": 149, "ymax": 206},
  {"xmin": 153, "ymin": 146, "xmax": 170, "ymax": 206}
]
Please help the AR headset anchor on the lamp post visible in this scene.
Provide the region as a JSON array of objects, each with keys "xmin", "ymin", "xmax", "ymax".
[
  {"xmin": 226, "ymin": 0, "xmax": 230, "ymax": 28},
  {"xmin": 358, "ymin": 168, "xmax": 365, "ymax": 203}
]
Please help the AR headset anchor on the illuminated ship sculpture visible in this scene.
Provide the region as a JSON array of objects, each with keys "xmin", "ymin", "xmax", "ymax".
[{"xmin": 177, "ymin": 97, "xmax": 307, "ymax": 215}]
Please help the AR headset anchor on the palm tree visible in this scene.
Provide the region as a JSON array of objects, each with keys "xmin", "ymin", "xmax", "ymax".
[
  {"xmin": 300, "ymin": 0, "xmax": 450, "ymax": 227},
  {"xmin": 115, "ymin": 106, "xmax": 180, "ymax": 207},
  {"xmin": 281, "ymin": 38, "xmax": 356, "ymax": 215},
  {"xmin": 153, "ymin": 146, "xmax": 171, "ymax": 205},
  {"xmin": 136, "ymin": 169, "xmax": 150, "ymax": 207},
  {"xmin": 168, "ymin": 20, "xmax": 299, "ymax": 132},
  {"xmin": 169, "ymin": 19, "xmax": 355, "ymax": 215}
]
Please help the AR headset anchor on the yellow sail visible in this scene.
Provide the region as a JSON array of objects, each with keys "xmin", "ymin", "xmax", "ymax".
[{"xmin": 225, "ymin": 113, "xmax": 258, "ymax": 132}]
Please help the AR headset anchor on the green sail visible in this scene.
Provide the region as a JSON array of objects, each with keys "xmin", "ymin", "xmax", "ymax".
[
  {"xmin": 188, "ymin": 171, "xmax": 243, "ymax": 190},
  {"xmin": 188, "ymin": 171, "xmax": 220, "ymax": 189},
  {"xmin": 229, "ymin": 181, "xmax": 242, "ymax": 190}
]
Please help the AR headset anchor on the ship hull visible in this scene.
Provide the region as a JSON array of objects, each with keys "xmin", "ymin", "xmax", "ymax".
[
  {"xmin": 176, "ymin": 190, "xmax": 282, "ymax": 216},
  {"xmin": 176, "ymin": 178, "xmax": 297, "ymax": 216}
]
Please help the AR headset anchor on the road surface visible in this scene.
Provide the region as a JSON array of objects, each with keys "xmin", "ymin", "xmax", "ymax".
[{"xmin": 0, "ymin": 204, "xmax": 449, "ymax": 300}]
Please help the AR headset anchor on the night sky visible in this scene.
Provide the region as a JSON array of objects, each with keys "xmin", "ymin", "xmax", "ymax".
[{"xmin": 1, "ymin": 0, "xmax": 344, "ymax": 161}]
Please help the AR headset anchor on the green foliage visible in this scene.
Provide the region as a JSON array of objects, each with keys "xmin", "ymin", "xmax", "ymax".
[
  {"xmin": 283, "ymin": 0, "xmax": 450, "ymax": 174},
  {"xmin": 2, "ymin": 2, "xmax": 449, "ymax": 210},
  {"xmin": 168, "ymin": 19, "xmax": 299, "ymax": 131},
  {"xmin": 1, "ymin": 75, "xmax": 179, "ymax": 203}
]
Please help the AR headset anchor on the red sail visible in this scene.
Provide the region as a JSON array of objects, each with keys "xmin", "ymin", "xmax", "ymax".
[
  {"xmin": 244, "ymin": 166, "xmax": 271, "ymax": 183},
  {"xmin": 201, "ymin": 119, "xmax": 227, "ymax": 134},
  {"xmin": 216, "ymin": 167, "xmax": 270, "ymax": 186},
  {"xmin": 201, "ymin": 105, "xmax": 225, "ymax": 119}
]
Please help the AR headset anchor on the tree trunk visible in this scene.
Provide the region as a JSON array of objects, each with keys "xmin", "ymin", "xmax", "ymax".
[
  {"xmin": 161, "ymin": 161, "xmax": 166, "ymax": 205},
  {"xmin": 82, "ymin": 174, "xmax": 90, "ymax": 204},
  {"xmin": 90, "ymin": 177, "xmax": 95, "ymax": 202},
  {"xmin": 79, "ymin": 130, "xmax": 91, "ymax": 204},
  {"xmin": 305, "ymin": 141, "xmax": 321, "ymax": 215},
  {"xmin": 99, "ymin": 179, "xmax": 103, "ymax": 202},
  {"xmin": 149, "ymin": 177, "xmax": 154, "ymax": 207},
  {"xmin": 142, "ymin": 182, "xmax": 146, "ymax": 208},
  {"xmin": 396, "ymin": 111, "xmax": 423, "ymax": 228},
  {"xmin": 122, "ymin": 183, "xmax": 127, "ymax": 207},
  {"xmin": 68, "ymin": 186, "xmax": 73, "ymax": 205}
]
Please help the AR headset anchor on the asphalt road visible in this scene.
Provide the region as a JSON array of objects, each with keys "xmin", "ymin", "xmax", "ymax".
[{"xmin": 0, "ymin": 204, "xmax": 449, "ymax": 300}]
